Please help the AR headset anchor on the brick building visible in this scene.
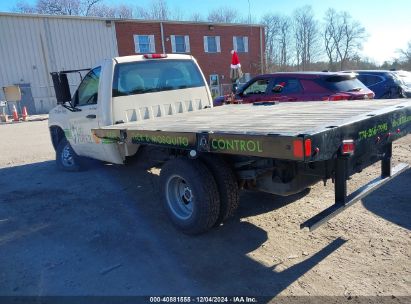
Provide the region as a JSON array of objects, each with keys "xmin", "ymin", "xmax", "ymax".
[
  {"xmin": 0, "ymin": 13, "xmax": 265, "ymax": 113},
  {"xmin": 115, "ymin": 20, "xmax": 265, "ymax": 96}
]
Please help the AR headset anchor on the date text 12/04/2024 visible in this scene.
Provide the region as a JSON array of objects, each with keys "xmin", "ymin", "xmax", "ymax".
[{"xmin": 149, "ymin": 296, "xmax": 257, "ymax": 303}]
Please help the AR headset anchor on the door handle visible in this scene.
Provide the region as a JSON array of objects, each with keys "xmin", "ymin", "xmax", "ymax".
[{"xmin": 86, "ymin": 114, "xmax": 96, "ymax": 119}]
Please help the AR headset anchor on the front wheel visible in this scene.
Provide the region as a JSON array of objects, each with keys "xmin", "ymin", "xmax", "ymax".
[
  {"xmin": 56, "ymin": 137, "xmax": 82, "ymax": 172},
  {"xmin": 160, "ymin": 158, "xmax": 220, "ymax": 235}
]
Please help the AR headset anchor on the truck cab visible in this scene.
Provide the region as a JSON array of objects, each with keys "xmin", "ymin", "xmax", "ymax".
[{"xmin": 49, "ymin": 54, "xmax": 213, "ymax": 168}]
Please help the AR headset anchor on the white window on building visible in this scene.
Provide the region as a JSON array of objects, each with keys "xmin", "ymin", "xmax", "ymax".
[
  {"xmin": 233, "ymin": 36, "xmax": 249, "ymax": 53},
  {"xmin": 170, "ymin": 35, "xmax": 190, "ymax": 53},
  {"xmin": 134, "ymin": 35, "xmax": 155, "ymax": 53},
  {"xmin": 204, "ymin": 36, "xmax": 221, "ymax": 53}
]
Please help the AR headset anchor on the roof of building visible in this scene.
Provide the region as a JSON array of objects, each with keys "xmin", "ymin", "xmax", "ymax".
[{"xmin": 0, "ymin": 11, "xmax": 265, "ymax": 28}]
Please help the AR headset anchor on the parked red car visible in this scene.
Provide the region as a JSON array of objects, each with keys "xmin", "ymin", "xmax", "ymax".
[{"xmin": 213, "ymin": 72, "xmax": 375, "ymax": 106}]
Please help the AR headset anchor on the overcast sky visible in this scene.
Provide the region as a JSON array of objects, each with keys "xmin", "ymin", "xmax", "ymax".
[{"xmin": 1, "ymin": 0, "xmax": 410, "ymax": 64}]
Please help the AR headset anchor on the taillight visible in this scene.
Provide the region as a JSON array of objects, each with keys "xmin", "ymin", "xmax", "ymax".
[
  {"xmin": 304, "ymin": 139, "xmax": 312, "ymax": 157},
  {"xmin": 293, "ymin": 139, "xmax": 312, "ymax": 158},
  {"xmin": 324, "ymin": 94, "xmax": 351, "ymax": 101},
  {"xmin": 143, "ymin": 54, "xmax": 167, "ymax": 59},
  {"xmin": 341, "ymin": 140, "xmax": 355, "ymax": 155},
  {"xmin": 293, "ymin": 140, "xmax": 303, "ymax": 158}
]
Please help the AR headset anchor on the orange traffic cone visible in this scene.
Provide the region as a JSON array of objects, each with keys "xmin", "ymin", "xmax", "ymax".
[
  {"xmin": 22, "ymin": 106, "xmax": 28, "ymax": 121},
  {"xmin": 12, "ymin": 105, "xmax": 19, "ymax": 122}
]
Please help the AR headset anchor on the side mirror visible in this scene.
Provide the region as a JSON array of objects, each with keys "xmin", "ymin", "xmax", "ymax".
[{"xmin": 51, "ymin": 72, "xmax": 72, "ymax": 104}]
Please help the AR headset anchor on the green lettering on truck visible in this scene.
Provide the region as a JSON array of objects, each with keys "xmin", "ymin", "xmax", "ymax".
[{"xmin": 210, "ymin": 138, "xmax": 263, "ymax": 153}]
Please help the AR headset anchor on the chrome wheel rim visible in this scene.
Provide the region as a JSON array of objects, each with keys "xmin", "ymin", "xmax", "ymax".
[{"xmin": 165, "ymin": 175, "xmax": 194, "ymax": 220}]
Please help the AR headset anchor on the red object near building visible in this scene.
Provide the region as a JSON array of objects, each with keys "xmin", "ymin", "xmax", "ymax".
[{"xmin": 114, "ymin": 20, "xmax": 265, "ymax": 97}]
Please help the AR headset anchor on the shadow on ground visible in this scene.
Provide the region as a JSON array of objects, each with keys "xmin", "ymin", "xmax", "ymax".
[
  {"xmin": 362, "ymin": 169, "xmax": 411, "ymax": 230},
  {"xmin": 0, "ymin": 159, "xmax": 348, "ymax": 300}
]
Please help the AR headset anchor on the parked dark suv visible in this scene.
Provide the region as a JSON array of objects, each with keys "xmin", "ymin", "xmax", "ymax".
[
  {"xmin": 213, "ymin": 72, "xmax": 374, "ymax": 106},
  {"xmin": 348, "ymin": 70, "xmax": 411, "ymax": 99}
]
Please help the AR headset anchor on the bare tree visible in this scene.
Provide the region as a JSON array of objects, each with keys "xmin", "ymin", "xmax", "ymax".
[
  {"xmin": 37, "ymin": 0, "xmax": 81, "ymax": 15},
  {"xmin": 82, "ymin": 0, "xmax": 100, "ymax": 16},
  {"xmin": 337, "ymin": 12, "xmax": 366, "ymax": 70},
  {"xmin": 136, "ymin": 0, "xmax": 170, "ymax": 20},
  {"xmin": 399, "ymin": 41, "xmax": 411, "ymax": 62},
  {"xmin": 261, "ymin": 14, "xmax": 281, "ymax": 71},
  {"xmin": 87, "ymin": 3, "xmax": 132, "ymax": 18},
  {"xmin": 171, "ymin": 7, "xmax": 184, "ymax": 21},
  {"xmin": 207, "ymin": 7, "xmax": 239, "ymax": 23},
  {"xmin": 14, "ymin": 0, "xmax": 102, "ymax": 16},
  {"xmin": 116, "ymin": 5, "xmax": 132, "ymax": 19},
  {"xmin": 323, "ymin": 9, "xmax": 366, "ymax": 70},
  {"xmin": 293, "ymin": 6, "xmax": 320, "ymax": 71},
  {"xmin": 323, "ymin": 8, "xmax": 341, "ymax": 70},
  {"xmin": 278, "ymin": 16, "xmax": 292, "ymax": 68},
  {"xmin": 261, "ymin": 14, "xmax": 293, "ymax": 72},
  {"xmin": 189, "ymin": 12, "xmax": 204, "ymax": 22},
  {"xmin": 87, "ymin": 3, "xmax": 114, "ymax": 17},
  {"xmin": 238, "ymin": 15, "xmax": 258, "ymax": 25},
  {"xmin": 14, "ymin": 1, "xmax": 37, "ymax": 13},
  {"xmin": 394, "ymin": 40, "xmax": 411, "ymax": 70}
]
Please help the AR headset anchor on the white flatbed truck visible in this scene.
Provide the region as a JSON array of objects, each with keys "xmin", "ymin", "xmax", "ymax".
[{"xmin": 48, "ymin": 54, "xmax": 411, "ymax": 234}]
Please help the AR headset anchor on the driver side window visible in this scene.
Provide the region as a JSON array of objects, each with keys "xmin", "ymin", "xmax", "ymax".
[
  {"xmin": 243, "ymin": 79, "xmax": 269, "ymax": 95},
  {"xmin": 76, "ymin": 67, "xmax": 101, "ymax": 106}
]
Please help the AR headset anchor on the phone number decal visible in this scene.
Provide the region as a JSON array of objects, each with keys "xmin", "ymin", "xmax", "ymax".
[{"xmin": 358, "ymin": 122, "xmax": 388, "ymax": 140}]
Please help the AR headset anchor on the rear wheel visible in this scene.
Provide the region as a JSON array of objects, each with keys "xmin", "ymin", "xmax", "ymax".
[
  {"xmin": 160, "ymin": 158, "xmax": 220, "ymax": 235},
  {"xmin": 56, "ymin": 137, "xmax": 82, "ymax": 172},
  {"xmin": 398, "ymin": 87, "xmax": 406, "ymax": 98},
  {"xmin": 200, "ymin": 155, "xmax": 240, "ymax": 226}
]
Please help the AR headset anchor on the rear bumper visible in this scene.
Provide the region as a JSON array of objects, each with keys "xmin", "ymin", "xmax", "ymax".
[
  {"xmin": 301, "ymin": 163, "xmax": 409, "ymax": 231},
  {"xmin": 300, "ymin": 139, "xmax": 410, "ymax": 231}
]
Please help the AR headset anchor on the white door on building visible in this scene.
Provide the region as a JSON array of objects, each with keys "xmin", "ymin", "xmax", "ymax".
[{"xmin": 209, "ymin": 74, "xmax": 220, "ymax": 97}]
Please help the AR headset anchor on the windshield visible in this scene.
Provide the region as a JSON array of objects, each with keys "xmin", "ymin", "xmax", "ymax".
[
  {"xmin": 394, "ymin": 71, "xmax": 411, "ymax": 87},
  {"xmin": 321, "ymin": 75, "xmax": 369, "ymax": 93},
  {"xmin": 113, "ymin": 59, "xmax": 205, "ymax": 97}
]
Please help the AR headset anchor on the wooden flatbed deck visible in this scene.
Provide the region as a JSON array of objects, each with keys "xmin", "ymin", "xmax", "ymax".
[{"xmin": 93, "ymin": 99, "xmax": 411, "ymax": 161}]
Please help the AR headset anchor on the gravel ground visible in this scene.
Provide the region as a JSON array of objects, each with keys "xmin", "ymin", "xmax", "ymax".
[{"xmin": 0, "ymin": 120, "xmax": 410, "ymax": 300}]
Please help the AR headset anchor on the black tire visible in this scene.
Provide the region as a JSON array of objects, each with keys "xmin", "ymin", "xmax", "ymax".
[
  {"xmin": 200, "ymin": 155, "xmax": 240, "ymax": 226},
  {"xmin": 56, "ymin": 137, "xmax": 82, "ymax": 172},
  {"xmin": 160, "ymin": 158, "xmax": 220, "ymax": 235},
  {"xmin": 398, "ymin": 87, "xmax": 406, "ymax": 98}
]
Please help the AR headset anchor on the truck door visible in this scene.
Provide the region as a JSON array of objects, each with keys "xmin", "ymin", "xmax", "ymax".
[{"xmin": 66, "ymin": 67, "xmax": 107, "ymax": 160}]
